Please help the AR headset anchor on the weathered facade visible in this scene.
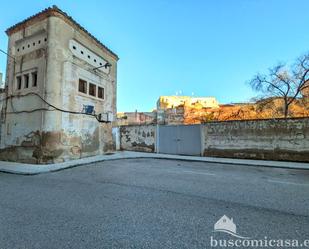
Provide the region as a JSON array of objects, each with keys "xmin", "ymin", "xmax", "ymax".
[
  {"xmin": 202, "ymin": 118, "xmax": 309, "ymax": 161},
  {"xmin": 120, "ymin": 125, "xmax": 156, "ymax": 152},
  {"xmin": 0, "ymin": 6, "xmax": 118, "ymax": 163}
]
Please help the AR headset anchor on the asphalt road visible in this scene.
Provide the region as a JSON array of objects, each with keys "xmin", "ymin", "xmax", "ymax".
[{"xmin": 0, "ymin": 158, "xmax": 309, "ymax": 249}]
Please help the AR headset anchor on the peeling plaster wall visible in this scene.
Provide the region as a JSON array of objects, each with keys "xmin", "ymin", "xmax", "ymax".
[
  {"xmin": 202, "ymin": 118, "xmax": 309, "ymax": 162},
  {"xmin": 0, "ymin": 14, "xmax": 117, "ymax": 163},
  {"xmin": 55, "ymin": 16, "xmax": 117, "ymax": 160},
  {"xmin": 0, "ymin": 19, "xmax": 48, "ymax": 163},
  {"xmin": 120, "ymin": 125, "xmax": 156, "ymax": 152}
]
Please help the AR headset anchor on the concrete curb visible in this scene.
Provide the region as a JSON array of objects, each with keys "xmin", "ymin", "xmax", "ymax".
[
  {"xmin": 0, "ymin": 151, "xmax": 308, "ymax": 175},
  {"xmin": 124, "ymin": 154, "xmax": 309, "ymax": 171}
]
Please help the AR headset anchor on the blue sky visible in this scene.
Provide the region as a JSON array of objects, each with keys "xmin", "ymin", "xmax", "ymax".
[{"xmin": 1, "ymin": 1, "xmax": 309, "ymax": 112}]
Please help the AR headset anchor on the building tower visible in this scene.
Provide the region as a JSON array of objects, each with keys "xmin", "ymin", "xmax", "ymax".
[{"xmin": 0, "ymin": 6, "xmax": 118, "ymax": 163}]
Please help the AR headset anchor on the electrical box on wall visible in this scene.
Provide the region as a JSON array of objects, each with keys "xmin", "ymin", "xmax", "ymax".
[
  {"xmin": 83, "ymin": 105, "xmax": 95, "ymax": 114},
  {"xmin": 98, "ymin": 112, "xmax": 114, "ymax": 123}
]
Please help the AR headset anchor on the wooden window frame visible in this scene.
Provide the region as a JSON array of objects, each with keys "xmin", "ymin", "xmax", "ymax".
[
  {"xmin": 78, "ymin": 79, "xmax": 87, "ymax": 94},
  {"xmin": 88, "ymin": 83, "xmax": 96, "ymax": 97}
]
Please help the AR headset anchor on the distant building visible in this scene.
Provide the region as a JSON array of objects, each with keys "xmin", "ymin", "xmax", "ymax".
[
  {"xmin": 117, "ymin": 111, "xmax": 157, "ymax": 126},
  {"xmin": 157, "ymin": 96, "xmax": 219, "ymax": 110},
  {"xmin": 116, "ymin": 96, "xmax": 219, "ymax": 126},
  {"xmin": 0, "ymin": 6, "xmax": 118, "ymax": 163},
  {"xmin": 155, "ymin": 96, "xmax": 219, "ymax": 125}
]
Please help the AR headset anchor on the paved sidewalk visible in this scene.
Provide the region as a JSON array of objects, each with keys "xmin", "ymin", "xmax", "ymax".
[{"xmin": 0, "ymin": 151, "xmax": 308, "ymax": 175}]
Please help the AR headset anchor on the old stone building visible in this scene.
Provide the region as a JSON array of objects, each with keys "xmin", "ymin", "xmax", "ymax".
[
  {"xmin": 0, "ymin": 6, "xmax": 118, "ymax": 163},
  {"xmin": 155, "ymin": 95, "xmax": 219, "ymax": 125},
  {"xmin": 155, "ymin": 95, "xmax": 309, "ymax": 125},
  {"xmin": 157, "ymin": 96, "xmax": 219, "ymax": 110}
]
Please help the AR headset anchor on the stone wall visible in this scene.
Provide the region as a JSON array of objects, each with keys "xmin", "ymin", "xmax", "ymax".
[
  {"xmin": 120, "ymin": 125, "xmax": 156, "ymax": 152},
  {"xmin": 202, "ymin": 118, "xmax": 309, "ymax": 162},
  {"xmin": 119, "ymin": 118, "xmax": 309, "ymax": 162}
]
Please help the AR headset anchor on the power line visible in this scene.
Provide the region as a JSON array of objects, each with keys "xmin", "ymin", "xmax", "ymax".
[
  {"xmin": 5, "ymin": 108, "xmax": 53, "ymax": 114},
  {"xmin": 93, "ymin": 62, "xmax": 112, "ymax": 71},
  {"xmin": 0, "ymin": 49, "xmax": 112, "ymax": 122},
  {"xmin": 0, "ymin": 48, "xmax": 15, "ymax": 61},
  {"xmin": 3, "ymin": 92, "xmax": 111, "ymax": 123}
]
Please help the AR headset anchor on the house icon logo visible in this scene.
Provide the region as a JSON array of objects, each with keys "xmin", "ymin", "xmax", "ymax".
[{"xmin": 214, "ymin": 215, "xmax": 250, "ymax": 239}]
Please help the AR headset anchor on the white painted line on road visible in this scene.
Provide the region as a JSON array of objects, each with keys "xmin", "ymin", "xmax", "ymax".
[{"xmin": 268, "ymin": 179, "xmax": 309, "ymax": 186}]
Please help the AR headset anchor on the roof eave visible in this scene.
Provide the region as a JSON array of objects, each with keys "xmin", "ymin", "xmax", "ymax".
[{"xmin": 5, "ymin": 5, "xmax": 119, "ymax": 61}]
